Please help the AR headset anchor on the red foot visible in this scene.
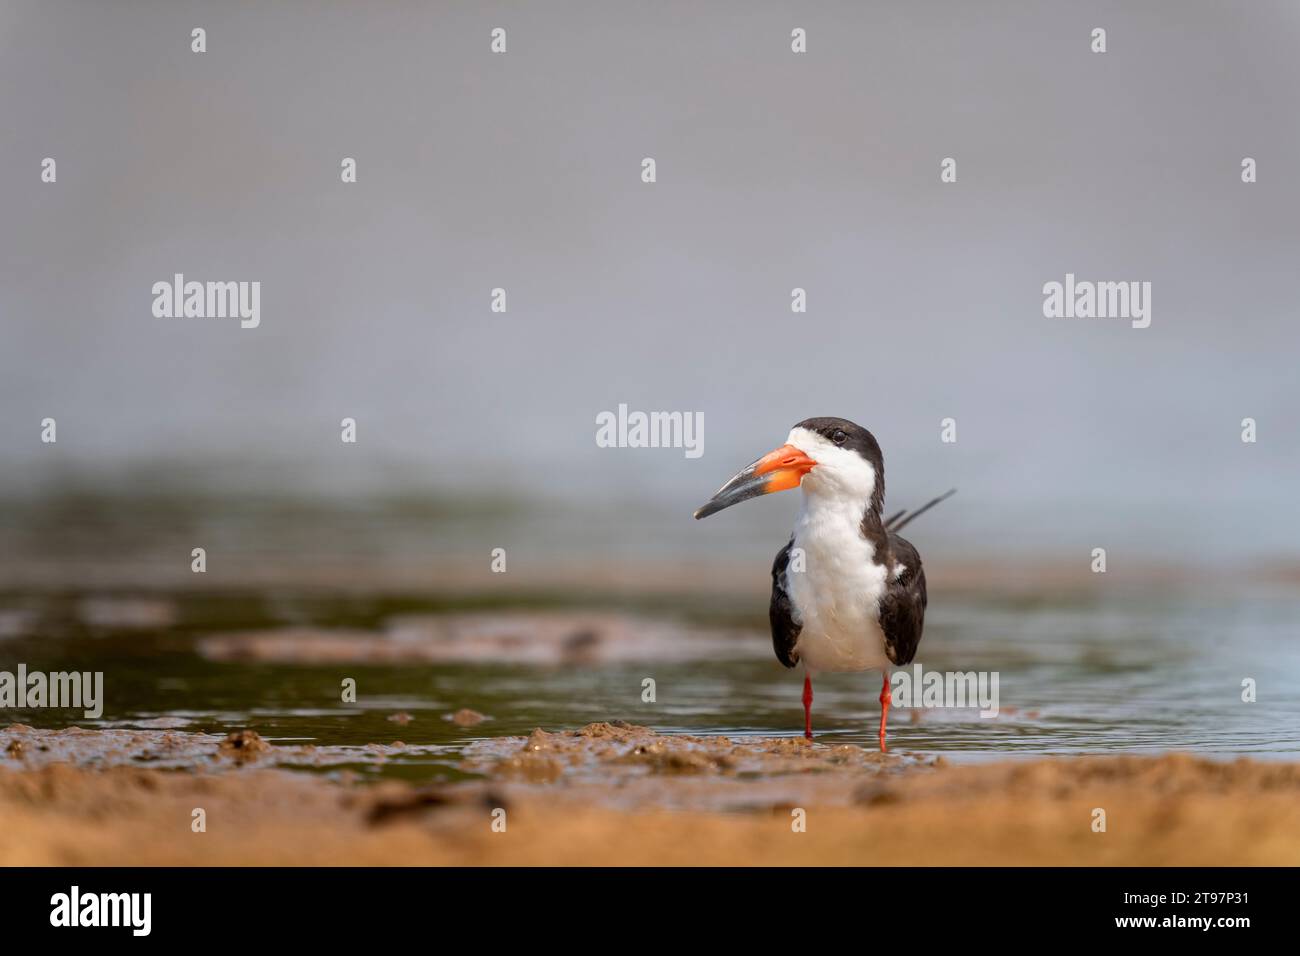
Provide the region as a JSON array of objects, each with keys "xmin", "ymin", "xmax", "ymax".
[
  {"xmin": 802, "ymin": 674, "xmax": 814, "ymax": 740},
  {"xmin": 878, "ymin": 671, "xmax": 892, "ymax": 753}
]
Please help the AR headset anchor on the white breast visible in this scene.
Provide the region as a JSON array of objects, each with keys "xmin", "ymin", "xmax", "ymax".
[{"xmin": 784, "ymin": 493, "xmax": 890, "ymax": 674}]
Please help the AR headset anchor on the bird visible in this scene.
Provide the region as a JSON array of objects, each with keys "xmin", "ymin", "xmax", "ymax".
[{"xmin": 694, "ymin": 417, "xmax": 953, "ymax": 752}]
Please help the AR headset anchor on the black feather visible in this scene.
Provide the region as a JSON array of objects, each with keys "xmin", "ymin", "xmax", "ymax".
[
  {"xmin": 769, "ymin": 537, "xmax": 801, "ymax": 668},
  {"xmin": 886, "ymin": 489, "xmax": 956, "ymax": 532}
]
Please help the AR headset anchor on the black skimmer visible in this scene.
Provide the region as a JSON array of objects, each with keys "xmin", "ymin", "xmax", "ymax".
[{"xmin": 694, "ymin": 417, "xmax": 953, "ymax": 751}]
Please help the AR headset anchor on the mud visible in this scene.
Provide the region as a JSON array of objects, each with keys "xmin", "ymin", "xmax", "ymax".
[
  {"xmin": 218, "ymin": 730, "xmax": 273, "ymax": 762},
  {"xmin": 2, "ymin": 722, "xmax": 1298, "ymax": 865},
  {"xmin": 0, "ymin": 724, "xmax": 448, "ymax": 772}
]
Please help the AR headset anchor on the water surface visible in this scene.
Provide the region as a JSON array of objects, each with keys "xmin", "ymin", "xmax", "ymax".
[{"xmin": 3, "ymin": 587, "xmax": 1297, "ymax": 781}]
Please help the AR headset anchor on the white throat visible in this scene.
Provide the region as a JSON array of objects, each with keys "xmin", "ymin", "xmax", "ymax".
[{"xmin": 784, "ymin": 426, "xmax": 880, "ymax": 513}]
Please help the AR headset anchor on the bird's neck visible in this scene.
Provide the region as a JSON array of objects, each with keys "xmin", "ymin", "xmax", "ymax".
[{"xmin": 794, "ymin": 489, "xmax": 879, "ymax": 554}]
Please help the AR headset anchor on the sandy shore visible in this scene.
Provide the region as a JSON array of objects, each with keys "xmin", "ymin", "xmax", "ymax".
[{"xmin": 3, "ymin": 722, "xmax": 1299, "ymax": 865}]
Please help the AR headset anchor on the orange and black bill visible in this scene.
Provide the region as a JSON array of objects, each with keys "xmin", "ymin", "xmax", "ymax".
[{"xmin": 693, "ymin": 444, "xmax": 816, "ymax": 519}]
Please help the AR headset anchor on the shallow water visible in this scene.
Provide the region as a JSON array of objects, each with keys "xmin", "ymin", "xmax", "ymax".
[{"xmin": 2, "ymin": 587, "xmax": 1298, "ymax": 781}]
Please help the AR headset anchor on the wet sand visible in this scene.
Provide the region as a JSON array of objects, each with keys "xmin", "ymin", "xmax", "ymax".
[{"xmin": 3, "ymin": 722, "xmax": 1299, "ymax": 866}]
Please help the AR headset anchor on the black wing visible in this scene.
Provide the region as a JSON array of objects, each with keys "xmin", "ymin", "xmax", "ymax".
[
  {"xmin": 879, "ymin": 531, "xmax": 927, "ymax": 666},
  {"xmin": 769, "ymin": 537, "xmax": 801, "ymax": 668}
]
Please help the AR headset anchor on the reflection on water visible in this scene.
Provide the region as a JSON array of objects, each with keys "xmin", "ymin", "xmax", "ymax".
[{"xmin": 2, "ymin": 586, "xmax": 1298, "ymax": 781}]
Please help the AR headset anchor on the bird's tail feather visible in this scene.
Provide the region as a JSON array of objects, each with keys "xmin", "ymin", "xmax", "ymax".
[{"xmin": 885, "ymin": 489, "xmax": 956, "ymax": 532}]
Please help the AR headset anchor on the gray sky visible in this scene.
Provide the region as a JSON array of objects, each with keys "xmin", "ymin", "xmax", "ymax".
[{"xmin": 3, "ymin": 1, "xmax": 1298, "ymax": 564}]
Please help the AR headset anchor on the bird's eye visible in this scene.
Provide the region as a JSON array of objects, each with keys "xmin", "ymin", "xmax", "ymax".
[{"xmin": 832, "ymin": 429, "xmax": 847, "ymax": 444}]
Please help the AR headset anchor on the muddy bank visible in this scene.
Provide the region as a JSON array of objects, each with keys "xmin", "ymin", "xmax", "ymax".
[
  {"xmin": 0, "ymin": 724, "xmax": 448, "ymax": 773},
  {"xmin": 3, "ymin": 723, "xmax": 1299, "ymax": 865}
]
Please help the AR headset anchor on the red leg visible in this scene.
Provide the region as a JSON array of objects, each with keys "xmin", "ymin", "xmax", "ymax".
[
  {"xmin": 802, "ymin": 674, "xmax": 814, "ymax": 740},
  {"xmin": 878, "ymin": 671, "xmax": 892, "ymax": 752}
]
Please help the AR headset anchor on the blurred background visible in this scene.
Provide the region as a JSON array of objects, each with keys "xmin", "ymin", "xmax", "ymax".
[{"xmin": 1, "ymin": 2, "xmax": 1298, "ymax": 759}]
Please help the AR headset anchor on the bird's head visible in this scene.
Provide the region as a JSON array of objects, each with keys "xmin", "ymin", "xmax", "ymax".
[{"xmin": 693, "ymin": 417, "xmax": 884, "ymax": 519}]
